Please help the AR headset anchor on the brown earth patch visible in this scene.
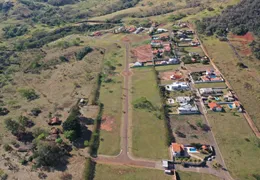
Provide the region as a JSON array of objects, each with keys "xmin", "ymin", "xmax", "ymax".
[
  {"xmin": 131, "ymin": 44, "xmax": 153, "ymax": 62},
  {"xmin": 159, "ymin": 71, "xmax": 183, "ymax": 81},
  {"xmin": 230, "ymin": 32, "xmax": 254, "ymax": 42},
  {"xmin": 229, "ymin": 32, "xmax": 254, "ymax": 56},
  {"xmin": 101, "ymin": 115, "xmax": 115, "ymax": 131}
]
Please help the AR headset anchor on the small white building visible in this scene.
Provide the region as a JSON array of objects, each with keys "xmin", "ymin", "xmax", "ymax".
[
  {"xmin": 133, "ymin": 62, "xmax": 143, "ymax": 67},
  {"xmin": 168, "ymin": 58, "xmax": 180, "ymax": 64},
  {"xmin": 165, "ymin": 82, "xmax": 190, "ymax": 91},
  {"xmin": 157, "ymin": 28, "xmax": 168, "ymax": 33}
]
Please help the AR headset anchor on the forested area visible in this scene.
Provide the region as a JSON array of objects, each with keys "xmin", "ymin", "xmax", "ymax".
[{"xmin": 195, "ymin": 0, "xmax": 260, "ymax": 59}]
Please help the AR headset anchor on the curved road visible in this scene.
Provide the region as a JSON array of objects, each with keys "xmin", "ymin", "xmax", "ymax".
[{"xmin": 93, "ymin": 39, "xmax": 234, "ymax": 180}]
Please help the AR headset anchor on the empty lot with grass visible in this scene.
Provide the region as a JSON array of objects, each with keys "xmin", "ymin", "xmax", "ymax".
[
  {"xmin": 131, "ymin": 67, "xmax": 168, "ymax": 159},
  {"xmin": 94, "ymin": 163, "xmax": 171, "ymax": 180},
  {"xmin": 207, "ymin": 113, "xmax": 260, "ymax": 180},
  {"xmin": 177, "ymin": 171, "xmax": 220, "ymax": 180}
]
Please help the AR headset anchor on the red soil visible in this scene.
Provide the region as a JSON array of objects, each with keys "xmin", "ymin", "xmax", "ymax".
[
  {"xmin": 229, "ymin": 32, "xmax": 254, "ymax": 56},
  {"xmin": 131, "ymin": 44, "xmax": 153, "ymax": 62},
  {"xmin": 159, "ymin": 71, "xmax": 183, "ymax": 81},
  {"xmin": 101, "ymin": 115, "xmax": 115, "ymax": 132}
]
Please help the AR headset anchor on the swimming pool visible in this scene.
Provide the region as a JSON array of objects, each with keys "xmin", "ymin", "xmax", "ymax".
[
  {"xmin": 228, "ymin": 104, "xmax": 234, "ymax": 109},
  {"xmin": 189, "ymin": 147, "xmax": 197, "ymax": 152},
  {"xmin": 215, "ymin": 97, "xmax": 220, "ymax": 101}
]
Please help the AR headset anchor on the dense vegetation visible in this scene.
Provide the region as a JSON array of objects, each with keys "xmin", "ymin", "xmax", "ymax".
[
  {"xmin": 195, "ymin": 0, "xmax": 260, "ymax": 59},
  {"xmin": 3, "ymin": 25, "xmax": 28, "ymax": 38},
  {"xmin": 76, "ymin": 46, "xmax": 93, "ymax": 60}
]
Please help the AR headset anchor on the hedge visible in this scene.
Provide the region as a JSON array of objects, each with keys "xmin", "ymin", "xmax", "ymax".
[
  {"xmin": 152, "ymin": 67, "xmax": 175, "ymax": 145},
  {"xmin": 83, "ymin": 158, "xmax": 96, "ymax": 180}
]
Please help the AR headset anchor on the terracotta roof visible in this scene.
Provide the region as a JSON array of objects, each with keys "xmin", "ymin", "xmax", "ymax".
[
  {"xmin": 172, "ymin": 143, "xmax": 184, "ymax": 152},
  {"xmin": 208, "ymin": 102, "xmax": 222, "ymax": 109},
  {"xmin": 234, "ymin": 101, "xmax": 240, "ymax": 107}
]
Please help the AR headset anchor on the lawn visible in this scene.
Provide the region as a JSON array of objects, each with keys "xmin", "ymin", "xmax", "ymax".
[
  {"xmin": 202, "ymin": 36, "xmax": 260, "ymax": 130},
  {"xmin": 131, "ymin": 68, "xmax": 169, "ymax": 159},
  {"xmin": 176, "ymin": 171, "xmax": 220, "ymax": 180},
  {"xmin": 94, "ymin": 163, "xmax": 171, "ymax": 180},
  {"xmin": 207, "ymin": 113, "xmax": 260, "ymax": 180},
  {"xmin": 98, "ymin": 42, "xmax": 125, "ymax": 155}
]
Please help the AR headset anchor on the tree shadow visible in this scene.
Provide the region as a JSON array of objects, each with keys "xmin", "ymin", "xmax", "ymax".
[
  {"xmin": 73, "ymin": 124, "xmax": 92, "ymax": 149},
  {"xmin": 79, "ymin": 117, "xmax": 94, "ymax": 125}
]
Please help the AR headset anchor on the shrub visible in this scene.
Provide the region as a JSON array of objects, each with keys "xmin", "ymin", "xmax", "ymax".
[
  {"xmin": 76, "ymin": 46, "xmax": 93, "ymax": 60},
  {"xmin": 56, "ymin": 138, "xmax": 63, "ymax": 144},
  {"xmin": 84, "ymin": 140, "xmax": 89, "ymax": 147},
  {"xmin": 133, "ymin": 97, "xmax": 155, "ymax": 111},
  {"xmin": 83, "ymin": 158, "xmax": 96, "ymax": 180},
  {"xmin": 3, "ymin": 144, "xmax": 12, "ymax": 151},
  {"xmin": 18, "ymin": 88, "xmax": 39, "ymax": 101},
  {"xmin": 31, "ymin": 108, "xmax": 41, "ymax": 116},
  {"xmin": 64, "ymin": 130, "xmax": 77, "ymax": 141}
]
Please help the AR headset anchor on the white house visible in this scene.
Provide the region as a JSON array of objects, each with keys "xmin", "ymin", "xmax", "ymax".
[
  {"xmin": 165, "ymin": 82, "xmax": 190, "ymax": 91},
  {"xmin": 133, "ymin": 62, "xmax": 143, "ymax": 67},
  {"xmin": 177, "ymin": 104, "xmax": 199, "ymax": 114},
  {"xmin": 168, "ymin": 58, "xmax": 180, "ymax": 64}
]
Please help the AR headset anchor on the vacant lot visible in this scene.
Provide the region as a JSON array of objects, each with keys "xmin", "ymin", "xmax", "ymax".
[
  {"xmin": 207, "ymin": 113, "xmax": 260, "ymax": 180},
  {"xmin": 98, "ymin": 42, "xmax": 125, "ymax": 155},
  {"xmin": 170, "ymin": 115, "xmax": 212, "ymax": 145},
  {"xmin": 94, "ymin": 163, "xmax": 171, "ymax": 180},
  {"xmin": 132, "ymin": 68, "xmax": 168, "ymax": 159},
  {"xmin": 202, "ymin": 36, "xmax": 260, "ymax": 130},
  {"xmin": 177, "ymin": 171, "xmax": 220, "ymax": 180}
]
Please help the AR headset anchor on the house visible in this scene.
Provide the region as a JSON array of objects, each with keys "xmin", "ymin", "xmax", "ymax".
[
  {"xmin": 180, "ymin": 38, "xmax": 192, "ymax": 42},
  {"xmin": 133, "ymin": 62, "xmax": 143, "ymax": 67},
  {"xmin": 171, "ymin": 143, "xmax": 189, "ymax": 157},
  {"xmin": 223, "ymin": 91, "xmax": 235, "ymax": 102},
  {"xmin": 134, "ymin": 27, "xmax": 144, "ymax": 34},
  {"xmin": 178, "ymin": 104, "xmax": 199, "ymax": 114},
  {"xmin": 168, "ymin": 58, "xmax": 180, "ymax": 64},
  {"xmin": 176, "ymin": 96, "xmax": 191, "ymax": 105},
  {"xmin": 190, "ymin": 41, "xmax": 200, "ymax": 46},
  {"xmin": 208, "ymin": 102, "xmax": 223, "ymax": 112},
  {"xmin": 157, "ymin": 28, "xmax": 168, "ymax": 33},
  {"xmin": 48, "ymin": 117, "xmax": 62, "ymax": 125},
  {"xmin": 165, "ymin": 82, "xmax": 190, "ymax": 91}
]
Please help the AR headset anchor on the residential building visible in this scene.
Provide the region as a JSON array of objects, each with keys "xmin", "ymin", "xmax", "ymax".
[
  {"xmin": 165, "ymin": 82, "xmax": 190, "ymax": 91},
  {"xmin": 178, "ymin": 104, "xmax": 199, "ymax": 114},
  {"xmin": 176, "ymin": 96, "xmax": 191, "ymax": 105},
  {"xmin": 208, "ymin": 102, "xmax": 223, "ymax": 112},
  {"xmin": 172, "ymin": 143, "xmax": 186, "ymax": 157}
]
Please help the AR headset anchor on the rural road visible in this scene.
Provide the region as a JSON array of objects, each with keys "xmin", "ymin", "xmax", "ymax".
[
  {"xmin": 94, "ymin": 35, "xmax": 235, "ymax": 180},
  {"xmin": 94, "ymin": 42, "xmax": 160, "ymax": 169}
]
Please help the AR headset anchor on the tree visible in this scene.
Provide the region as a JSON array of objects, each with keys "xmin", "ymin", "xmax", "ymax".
[
  {"xmin": 18, "ymin": 116, "xmax": 34, "ymax": 128},
  {"xmin": 34, "ymin": 141, "xmax": 66, "ymax": 167},
  {"xmin": 5, "ymin": 118, "xmax": 25, "ymax": 135},
  {"xmin": 62, "ymin": 106, "xmax": 81, "ymax": 138},
  {"xmin": 64, "ymin": 130, "xmax": 77, "ymax": 141}
]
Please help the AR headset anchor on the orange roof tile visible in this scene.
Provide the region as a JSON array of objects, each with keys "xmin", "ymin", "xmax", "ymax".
[
  {"xmin": 172, "ymin": 143, "xmax": 184, "ymax": 152},
  {"xmin": 208, "ymin": 102, "xmax": 222, "ymax": 109}
]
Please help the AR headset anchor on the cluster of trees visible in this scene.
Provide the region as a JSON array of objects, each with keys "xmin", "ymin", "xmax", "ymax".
[
  {"xmin": 3, "ymin": 25, "xmax": 28, "ymax": 38},
  {"xmin": 15, "ymin": 23, "xmax": 114, "ymax": 50},
  {"xmin": 62, "ymin": 106, "xmax": 81, "ymax": 141},
  {"xmin": 195, "ymin": 0, "xmax": 260, "ymax": 59},
  {"xmin": 76, "ymin": 46, "xmax": 93, "ymax": 60}
]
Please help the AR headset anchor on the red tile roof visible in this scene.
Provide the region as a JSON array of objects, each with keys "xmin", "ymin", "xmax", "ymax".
[
  {"xmin": 172, "ymin": 143, "xmax": 184, "ymax": 152},
  {"xmin": 208, "ymin": 102, "xmax": 222, "ymax": 109}
]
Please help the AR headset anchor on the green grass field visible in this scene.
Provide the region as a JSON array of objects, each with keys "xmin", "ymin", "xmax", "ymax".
[
  {"xmin": 194, "ymin": 82, "xmax": 227, "ymax": 88},
  {"xmin": 177, "ymin": 171, "xmax": 220, "ymax": 180},
  {"xmin": 207, "ymin": 113, "xmax": 260, "ymax": 180},
  {"xmin": 94, "ymin": 163, "xmax": 171, "ymax": 180},
  {"xmin": 131, "ymin": 68, "xmax": 168, "ymax": 159},
  {"xmin": 98, "ymin": 42, "xmax": 125, "ymax": 155}
]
